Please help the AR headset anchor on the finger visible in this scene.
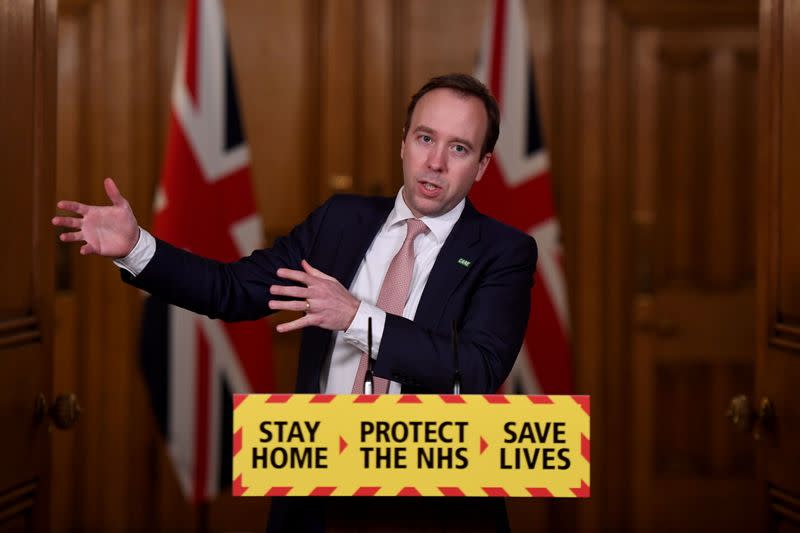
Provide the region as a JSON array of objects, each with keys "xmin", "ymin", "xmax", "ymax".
[
  {"xmin": 59, "ymin": 230, "xmax": 84, "ymax": 243},
  {"xmin": 268, "ymin": 299, "xmax": 310, "ymax": 312},
  {"xmin": 51, "ymin": 216, "xmax": 81, "ymax": 229},
  {"xmin": 301, "ymin": 259, "xmax": 336, "ymax": 281},
  {"xmin": 269, "ymin": 284, "xmax": 310, "ymax": 298},
  {"xmin": 80, "ymin": 243, "xmax": 95, "ymax": 255},
  {"xmin": 104, "ymin": 177, "xmax": 126, "ymax": 207},
  {"xmin": 276, "ymin": 268, "xmax": 311, "ymax": 285},
  {"xmin": 56, "ymin": 200, "xmax": 89, "ymax": 215},
  {"xmin": 276, "ymin": 314, "xmax": 313, "ymax": 333}
]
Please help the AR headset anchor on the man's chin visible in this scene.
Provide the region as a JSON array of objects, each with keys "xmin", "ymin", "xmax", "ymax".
[{"xmin": 412, "ymin": 202, "xmax": 448, "ymax": 219}]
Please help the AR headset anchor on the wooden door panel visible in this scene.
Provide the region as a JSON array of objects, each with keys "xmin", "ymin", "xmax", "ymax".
[
  {"xmin": 774, "ymin": 12, "xmax": 800, "ymax": 335},
  {"xmin": 626, "ymin": 19, "xmax": 760, "ymax": 532},
  {"xmin": 753, "ymin": 0, "xmax": 800, "ymax": 532},
  {"xmin": 0, "ymin": 344, "xmax": 47, "ymax": 488},
  {"xmin": 775, "ymin": 0, "xmax": 800, "ymax": 331},
  {"xmin": 0, "ymin": 0, "xmax": 35, "ymax": 314},
  {"xmin": 0, "ymin": 0, "xmax": 56, "ymax": 531},
  {"xmin": 758, "ymin": 0, "xmax": 800, "ymax": 530}
]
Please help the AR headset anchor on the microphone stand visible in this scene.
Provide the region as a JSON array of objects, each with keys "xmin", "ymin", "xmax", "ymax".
[
  {"xmin": 451, "ymin": 321, "xmax": 461, "ymax": 395},
  {"xmin": 364, "ymin": 317, "xmax": 374, "ymax": 394}
]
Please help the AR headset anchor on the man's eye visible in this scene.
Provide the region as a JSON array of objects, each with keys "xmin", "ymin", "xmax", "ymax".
[
  {"xmin": 420, "ymin": 135, "xmax": 432, "ymax": 143},
  {"xmin": 453, "ymin": 145, "xmax": 467, "ymax": 154}
]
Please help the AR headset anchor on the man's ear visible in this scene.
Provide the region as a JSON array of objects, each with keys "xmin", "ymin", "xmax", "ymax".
[
  {"xmin": 400, "ymin": 138, "xmax": 406, "ymax": 159},
  {"xmin": 475, "ymin": 152, "xmax": 492, "ymax": 182}
]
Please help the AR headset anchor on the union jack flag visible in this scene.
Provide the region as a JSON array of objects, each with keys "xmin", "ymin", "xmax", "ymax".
[
  {"xmin": 470, "ymin": 0, "xmax": 572, "ymax": 393},
  {"xmin": 139, "ymin": 0, "xmax": 273, "ymax": 502}
]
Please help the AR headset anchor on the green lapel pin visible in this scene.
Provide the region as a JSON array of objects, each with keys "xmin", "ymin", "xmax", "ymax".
[{"xmin": 457, "ymin": 258, "xmax": 472, "ymax": 268}]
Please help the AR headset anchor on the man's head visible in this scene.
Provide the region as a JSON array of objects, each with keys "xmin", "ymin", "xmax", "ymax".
[{"xmin": 401, "ymin": 73, "xmax": 500, "ymax": 218}]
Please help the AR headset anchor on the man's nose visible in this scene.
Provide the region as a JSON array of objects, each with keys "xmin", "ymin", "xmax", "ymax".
[{"xmin": 427, "ymin": 145, "xmax": 447, "ymax": 171}]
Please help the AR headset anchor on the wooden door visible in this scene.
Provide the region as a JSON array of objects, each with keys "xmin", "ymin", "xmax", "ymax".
[
  {"xmin": 609, "ymin": 3, "xmax": 761, "ymax": 530},
  {"xmin": 0, "ymin": 0, "xmax": 57, "ymax": 531},
  {"xmin": 756, "ymin": 1, "xmax": 800, "ymax": 530}
]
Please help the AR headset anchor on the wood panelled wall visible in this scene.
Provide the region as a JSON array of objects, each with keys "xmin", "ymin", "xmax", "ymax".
[{"xmin": 51, "ymin": 0, "xmax": 760, "ymax": 531}]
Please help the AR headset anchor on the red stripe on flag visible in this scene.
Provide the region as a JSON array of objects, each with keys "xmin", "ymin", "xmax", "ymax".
[
  {"xmin": 154, "ymin": 117, "xmax": 258, "ymax": 260},
  {"xmin": 525, "ymin": 272, "xmax": 572, "ymax": 393},
  {"xmin": 471, "ymin": 0, "xmax": 574, "ymax": 396},
  {"xmin": 471, "ymin": 167, "xmax": 555, "ymax": 230},
  {"xmin": 528, "ymin": 395, "xmax": 554, "ymax": 404},
  {"xmin": 439, "ymin": 487, "xmax": 466, "ymax": 497},
  {"xmin": 573, "ymin": 395, "xmax": 590, "ymax": 415},
  {"xmin": 353, "ymin": 487, "xmax": 380, "ymax": 496},
  {"xmin": 397, "ymin": 487, "xmax": 422, "ymax": 497},
  {"xmin": 148, "ymin": 0, "xmax": 274, "ymax": 504},
  {"xmin": 527, "ymin": 487, "xmax": 553, "ymax": 497},
  {"xmin": 233, "ymin": 428, "xmax": 242, "ymax": 457},
  {"xmin": 184, "ymin": 0, "xmax": 199, "ymax": 107},
  {"xmin": 571, "ymin": 480, "xmax": 590, "ymax": 498},
  {"xmin": 309, "ymin": 486, "xmax": 337, "ymax": 496},
  {"xmin": 224, "ymin": 318, "xmax": 273, "ymax": 392},
  {"xmin": 489, "ymin": 0, "xmax": 507, "ymax": 99},
  {"xmin": 193, "ymin": 326, "xmax": 210, "ymax": 502},
  {"xmin": 581, "ymin": 433, "xmax": 590, "ymax": 462},
  {"xmin": 154, "ymin": 116, "xmax": 274, "ymax": 394},
  {"xmin": 483, "ymin": 395, "xmax": 509, "ymax": 404},
  {"xmin": 265, "ymin": 487, "xmax": 293, "ymax": 496},
  {"xmin": 265, "ymin": 394, "xmax": 292, "ymax": 403},
  {"xmin": 397, "ymin": 395, "xmax": 422, "ymax": 404},
  {"xmin": 483, "ymin": 487, "xmax": 509, "ymax": 497},
  {"xmin": 310, "ymin": 394, "xmax": 335, "ymax": 403},
  {"xmin": 439, "ymin": 394, "xmax": 466, "ymax": 403}
]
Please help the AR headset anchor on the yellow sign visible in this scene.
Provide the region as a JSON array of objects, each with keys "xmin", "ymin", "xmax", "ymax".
[{"xmin": 232, "ymin": 394, "xmax": 589, "ymax": 497}]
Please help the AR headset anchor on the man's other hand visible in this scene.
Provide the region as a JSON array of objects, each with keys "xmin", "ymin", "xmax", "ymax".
[
  {"xmin": 269, "ymin": 260, "xmax": 360, "ymax": 333},
  {"xmin": 52, "ymin": 177, "xmax": 140, "ymax": 257}
]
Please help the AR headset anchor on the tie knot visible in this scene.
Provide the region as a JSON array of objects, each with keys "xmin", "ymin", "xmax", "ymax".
[{"xmin": 405, "ymin": 218, "xmax": 429, "ymax": 241}]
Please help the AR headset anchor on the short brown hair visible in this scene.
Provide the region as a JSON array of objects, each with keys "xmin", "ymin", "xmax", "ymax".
[{"xmin": 403, "ymin": 73, "xmax": 500, "ymax": 158}]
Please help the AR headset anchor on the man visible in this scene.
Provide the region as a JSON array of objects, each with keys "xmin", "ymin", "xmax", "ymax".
[{"xmin": 53, "ymin": 73, "xmax": 537, "ymax": 532}]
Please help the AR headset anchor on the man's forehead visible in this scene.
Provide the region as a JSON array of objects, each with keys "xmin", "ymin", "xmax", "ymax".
[{"xmin": 410, "ymin": 89, "xmax": 487, "ymax": 140}]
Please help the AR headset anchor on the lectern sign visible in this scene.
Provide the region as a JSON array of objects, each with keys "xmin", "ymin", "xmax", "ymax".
[{"xmin": 232, "ymin": 394, "xmax": 590, "ymax": 497}]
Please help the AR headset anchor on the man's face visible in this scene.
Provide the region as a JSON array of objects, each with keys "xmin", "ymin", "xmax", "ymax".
[{"xmin": 401, "ymin": 88, "xmax": 492, "ymax": 218}]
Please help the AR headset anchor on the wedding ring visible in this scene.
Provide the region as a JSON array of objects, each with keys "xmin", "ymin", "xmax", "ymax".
[{"xmin": 305, "ymin": 300, "xmax": 311, "ymax": 312}]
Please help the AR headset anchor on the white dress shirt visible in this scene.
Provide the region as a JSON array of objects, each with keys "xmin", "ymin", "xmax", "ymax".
[{"xmin": 115, "ymin": 188, "xmax": 464, "ymax": 394}]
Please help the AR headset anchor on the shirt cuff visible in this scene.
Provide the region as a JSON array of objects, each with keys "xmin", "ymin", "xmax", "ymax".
[
  {"xmin": 112, "ymin": 227, "xmax": 156, "ymax": 276},
  {"xmin": 343, "ymin": 302, "xmax": 386, "ymax": 359}
]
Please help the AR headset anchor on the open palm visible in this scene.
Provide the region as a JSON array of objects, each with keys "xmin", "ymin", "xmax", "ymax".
[{"xmin": 52, "ymin": 178, "xmax": 140, "ymax": 257}]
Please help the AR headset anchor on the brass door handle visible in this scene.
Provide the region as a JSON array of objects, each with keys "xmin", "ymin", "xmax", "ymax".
[
  {"xmin": 35, "ymin": 392, "xmax": 82, "ymax": 430},
  {"xmin": 726, "ymin": 394, "xmax": 774, "ymax": 440},
  {"xmin": 754, "ymin": 397, "xmax": 775, "ymax": 440},
  {"xmin": 726, "ymin": 394, "xmax": 752, "ymax": 432}
]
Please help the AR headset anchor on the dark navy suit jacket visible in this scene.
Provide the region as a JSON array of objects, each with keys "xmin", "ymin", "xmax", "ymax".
[{"xmin": 124, "ymin": 194, "xmax": 537, "ymax": 531}]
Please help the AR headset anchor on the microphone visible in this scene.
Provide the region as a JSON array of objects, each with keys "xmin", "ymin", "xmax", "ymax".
[
  {"xmin": 364, "ymin": 317, "xmax": 374, "ymax": 394},
  {"xmin": 451, "ymin": 321, "xmax": 461, "ymax": 394}
]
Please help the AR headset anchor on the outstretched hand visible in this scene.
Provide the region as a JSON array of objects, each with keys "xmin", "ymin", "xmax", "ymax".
[
  {"xmin": 52, "ymin": 177, "xmax": 140, "ymax": 257},
  {"xmin": 269, "ymin": 260, "xmax": 360, "ymax": 333}
]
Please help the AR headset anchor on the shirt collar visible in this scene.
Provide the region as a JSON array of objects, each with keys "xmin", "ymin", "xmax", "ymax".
[{"xmin": 384, "ymin": 187, "xmax": 465, "ymax": 244}]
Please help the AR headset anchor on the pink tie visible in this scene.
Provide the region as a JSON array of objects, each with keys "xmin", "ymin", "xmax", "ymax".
[{"xmin": 352, "ymin": 218, "xmax": 430, "ymax": 394}]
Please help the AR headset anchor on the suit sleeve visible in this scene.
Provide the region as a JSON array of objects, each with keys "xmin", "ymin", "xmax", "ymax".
[
  {"xmin": 373, "ymin": 234, "xmax": 538, "ymax": 394},
  {"xmin": 121, "ymin": 198, "xmax": 334, "ymax": 322}
]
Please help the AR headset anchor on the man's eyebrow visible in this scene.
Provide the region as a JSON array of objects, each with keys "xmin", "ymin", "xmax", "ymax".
[{"xmin": 413, "ymin": 125, "xmax": 476, "ymax": 151}]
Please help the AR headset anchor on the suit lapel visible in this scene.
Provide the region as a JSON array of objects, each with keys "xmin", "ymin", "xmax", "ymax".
[
  {"xmin": 303, "ymin": 197, "xmax": 393, "ymax": 392},
  {"xmin": 413, "ymin": 201, "xmax": 482, "ymax": 329},
  {"xmin": 327, "ymin": 197, "xmax": 394, "ymax": 288}
]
